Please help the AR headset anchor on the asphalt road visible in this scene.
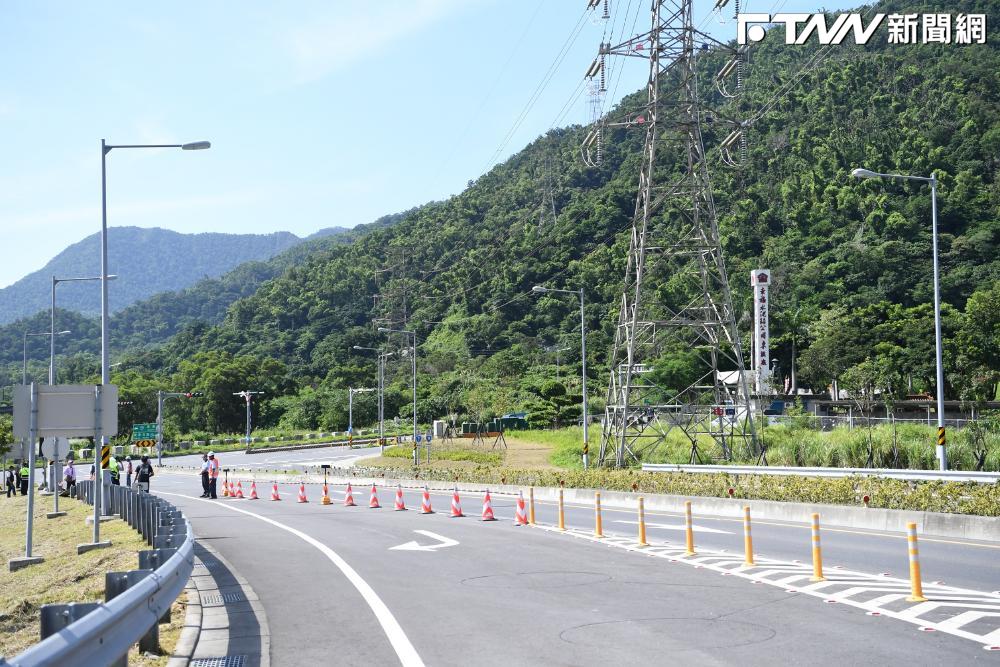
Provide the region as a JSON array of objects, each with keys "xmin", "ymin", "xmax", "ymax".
[
  {"xmin": 159, "ymin": 444, "xmax": 381, "ymax": 471},
  {"xmin": 150, "ymin": 473, "xmax": 998, "ymax": 665}
]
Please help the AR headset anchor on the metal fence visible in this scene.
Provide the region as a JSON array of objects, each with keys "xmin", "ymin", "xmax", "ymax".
[
  {"xmin": 763, "ymin": 414, "xmax": 981, "ymax": 431},
  {"xmin": 641, "ymin": 462, "xmax": 1000, "ymax": 483},
  {"xmin": 1, "ymin": 483, "xmax": 194, "ymax": 667}
]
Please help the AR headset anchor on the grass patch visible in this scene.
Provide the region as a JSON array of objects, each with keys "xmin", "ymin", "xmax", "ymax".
[
  {"xmin": 0, "ymin": 494, "xmax": 182, "ymax": 661},
  {"xmin": 382, "ymin": 444, "xmax": 501, "ymax": 465}
]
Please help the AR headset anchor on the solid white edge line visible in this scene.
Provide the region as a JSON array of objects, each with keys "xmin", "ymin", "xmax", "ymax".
[{"xmin": 158, "ymin": 491, "xmax": 425, "ymax": 667}]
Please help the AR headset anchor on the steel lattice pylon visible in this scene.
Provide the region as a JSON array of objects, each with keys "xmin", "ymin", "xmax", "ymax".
[{"xmin": 588, "ymin": 0, "xmax": 758, "ymax": 467}]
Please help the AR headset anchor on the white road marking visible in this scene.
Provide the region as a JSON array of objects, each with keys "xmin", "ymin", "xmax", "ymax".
[
  {"xmin": 390, "ymin": 530, "xmax": 459, "ymax": 552},
  {"xmin": 614, "ymin": 520, "xmax": 732, "ymax": 534},
  {"xmin": 159, "ymin": 492, "xmax": 424, "ymax": 667}
]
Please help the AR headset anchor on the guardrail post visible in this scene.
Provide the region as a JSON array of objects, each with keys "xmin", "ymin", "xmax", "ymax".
[
  {"xmin": 40, "ymin": 602, "xmax": 100, "ymax": 639},
  {"xmin": 106, "ymin": 569, "xmax": 158, "ymax": 656},
  {"xmin": 810, "ymin": 513, "xmax": 825, "ymax": 581}
]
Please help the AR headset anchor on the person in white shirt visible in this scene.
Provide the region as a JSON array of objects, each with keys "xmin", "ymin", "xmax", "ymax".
[{"xmin": 200, "ymin": 453, "xmax": 210, "ymax": 498}]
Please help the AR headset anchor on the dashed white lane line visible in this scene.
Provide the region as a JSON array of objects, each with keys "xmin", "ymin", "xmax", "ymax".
[{"xmin": 159, "ymin": 491, "xmax": 425, "ymax": 667}]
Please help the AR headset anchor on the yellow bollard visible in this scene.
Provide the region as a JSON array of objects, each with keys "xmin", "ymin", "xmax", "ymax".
[
  {"xmin": 558, "ymin": 488, "xmax": 566, "ymax": 531},
  {"xmin": 529, "ymin": 486, "xmax": 536, "ymax": 525},
  {"xmin": 743, "ymin": 506, "xmax": 755, "ymax": 566},
  {"xmin": 684, "ymin": 500, "xmax": 696, "ymax": 556},
  {"xmin": 637, "ymin": 497, "xmax": 649, "ymax": 546},
  {"xmin": 595, "ymin": 491, "xmax": 604, "ymax": 538},
  {"xmin": 321, "ymin": 483, "xmax": 332, "ymax": 506},
  {"xmin": 810, "ymin": 513, "xmax": 825, "ymax": 581},
  {"xmin": 906, "ymin": 522, "xmax": 928, "ymax": 602}
]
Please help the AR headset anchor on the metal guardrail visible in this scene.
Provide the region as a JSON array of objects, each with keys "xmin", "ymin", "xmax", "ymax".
[
  {"xmin": 641, "ymin": 463, "xmax": 1000, "ymax": 484},
  {"xmin": 1, "ymin": 481, "xmax": 194, "ymax": 667}
]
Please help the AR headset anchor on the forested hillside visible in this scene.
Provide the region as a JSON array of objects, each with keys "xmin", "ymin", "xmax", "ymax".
[{"xmin": 10, "ymin": 0, "xmax": 999, "ymax": 438}]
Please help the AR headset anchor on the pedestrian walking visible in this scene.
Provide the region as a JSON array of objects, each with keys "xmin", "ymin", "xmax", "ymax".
[
  {"xmin": 125, "ymin": 456, "xmax": 133, "ymax": 487},
  {"xmin": 135, "ymin": 456, "xmax": 154, "ymax": 493},
  {"xmin": 4, "ymin": 466, "xmax": 15, "ymax": 498},
  {"xmin": 207, "ymin": 452, "xmax": 220, "ymax": 499},
  {"xmin": 199, "ymin": 453, "xmax": 210, "ymax": 497},
  {"xmin": 19, "ymin": 462, "xmax": 30, "ymax": 495},
  {"xmin": 63, "ymin": 460, "xmax": 76, "ymax": 496}
]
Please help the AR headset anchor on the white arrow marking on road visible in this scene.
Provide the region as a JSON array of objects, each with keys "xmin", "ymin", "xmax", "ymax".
[
  {"xmin": 390, "ymin": 530, "xmax": 459, "ymax": 552},
  {"xmin": 614, "ymin": 520, "xmax": 732, "ymax": 534}
]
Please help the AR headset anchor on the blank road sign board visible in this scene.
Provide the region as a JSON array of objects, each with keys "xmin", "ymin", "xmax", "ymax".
[{"xmin": 13, "ymin": 384, "xmax": 118, "ymax": 439}]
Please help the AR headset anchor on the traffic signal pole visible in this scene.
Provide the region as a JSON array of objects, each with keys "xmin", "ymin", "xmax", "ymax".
[{"xmin": 156, "ymin": 390, "xmax": 203, "ymax": 466}]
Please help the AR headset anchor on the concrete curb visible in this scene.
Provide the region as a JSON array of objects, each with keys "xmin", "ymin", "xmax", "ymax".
[{"xmin": 166, "ymin": 584, "xmax": 202, "ymax": 667}]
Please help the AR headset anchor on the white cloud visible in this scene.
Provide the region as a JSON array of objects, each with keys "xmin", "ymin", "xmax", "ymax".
[{"xmin": 285, "ymin": 0, "xmax": 472, "ymax": 84}]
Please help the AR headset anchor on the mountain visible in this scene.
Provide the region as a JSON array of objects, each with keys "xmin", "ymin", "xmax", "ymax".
[{"xmin": 0, "ymin": 227, "xmax": 301, "ymax": 325}]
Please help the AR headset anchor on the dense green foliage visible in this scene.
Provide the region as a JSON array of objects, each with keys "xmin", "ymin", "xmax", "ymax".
[{"xmin": 3, "ymin": 0, "xmax": 998, "ymax": 455}]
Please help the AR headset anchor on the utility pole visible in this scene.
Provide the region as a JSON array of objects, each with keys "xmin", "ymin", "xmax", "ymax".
[
  {"xmin": 587, "ymin": 0, "xmax": 757, "ymax": 467},
  {"xmin": 233, "ymin": 391, "xmax": 265, "ymax": 450},
  {"xmin": 348, "ymin": 387, "xmax": 375, "ymax": 446}
]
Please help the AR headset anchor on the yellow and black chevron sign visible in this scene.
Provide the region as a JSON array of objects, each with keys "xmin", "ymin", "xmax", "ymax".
[
  {"xmin": 937, "ymin": 426, "xmax": 947, "ymax": 447},
  {"xmin": 133, "ymin": 439, "xmax": 156, "ymax": 448},
  {"xmin": 101, "ymin": 445, "xmax": 111, "ymax": 468}
]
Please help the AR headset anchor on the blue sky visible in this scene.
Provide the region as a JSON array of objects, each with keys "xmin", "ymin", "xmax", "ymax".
[{"xmin": 0, "ymin": 0, "xmax": 857, "ymax": 288}]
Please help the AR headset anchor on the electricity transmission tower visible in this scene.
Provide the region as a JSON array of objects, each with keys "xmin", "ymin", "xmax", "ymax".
[{"xmin": 587, "ymin": 0, "xmax": 758, "ymax": 467}]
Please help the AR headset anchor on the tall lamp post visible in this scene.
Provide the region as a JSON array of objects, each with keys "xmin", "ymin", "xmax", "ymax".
[
  {"xmin": 347, "ymin": 387, "xmax": 375, "ymax": 446},
  {"xmin": 353, "ymin": 346, "xmax": 398, "ymax": 454},
  {"xmin": 92, "ymin": 139, "xmax": 209, "ymax": 546},
  {"xmin": 378, "ymin": 327, "xmax": 417, "ymax": 465},
  {"xmin": 852, "ymin": 167, "xmax": 947, "ymax": 470},
  {"xmin": 533, "ymin": 285, "xmax": 589, "ymax": 469},
  {"xmin": 51, "ymin": 274, "xmax": 116, "ymax": 384}
]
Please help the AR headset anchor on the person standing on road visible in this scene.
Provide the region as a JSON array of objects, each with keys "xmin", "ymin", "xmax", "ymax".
[
  {"xmin": 200, "ymin": 453, "xmax": 210, "ymax": 497},
  {"xmin": 125, "ymin": 456, "xmax": 133, "ymax": 487},
  {"xmin": 107, "ymin": 455, "xmax": 121, "ymax": 485},
  {"xmin": 207, "ymin": 452, "xmax": 220, "ymax": 499},
  {"xmin": 4, "ymin": 466, "xmax": 15, "ymax": 497},
  {"xmin": 19, "ymin": 462, "xmax": 29, "ymax": 495},
  {"xmin": 135, "ymin": 456, "xmax": 154, "ymax": 493}
]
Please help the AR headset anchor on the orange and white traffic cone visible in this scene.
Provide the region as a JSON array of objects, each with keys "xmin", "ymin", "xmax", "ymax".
[
  {"xmin": 235, "ymin": 481, "xmax": 245, "ymax": 499},
  {"xmin": 394, "ymin": 485, "xmax": 407, "ymax": 511},
  {"xmin": 321, "ymin": 483, "xmax": 332, "ymax": 505},
  {"xmin": 344, "ymin": 483, "xmax": 356, "ymax": 507},
  {"xmin": 421, "ymin": 485, "xmax": 434, "ymax": 514},
  {"xmin": 297, "ymin": 483, "xmax": 309, "ymax": 503},
  {"xmin": 369, "ymin": 484, "xmax": 381, "ymax": 509},
  {"xmin": 249, "ymin": 481, "xmax": 259, "ymax": 499},
  {"xmin": 450, "ymin": 487, "xmax": 464, "ymax": 517},
  {"xmin": 482, "ymin": 490, "xmax": 497, "ymax": 521},
  {"xmin": 270, "ymin": 482, "xmax": 281, "ymax": 501},
  {"xmin": 514, "ymin": 491, "xmax": 528, "ymax": 526}
]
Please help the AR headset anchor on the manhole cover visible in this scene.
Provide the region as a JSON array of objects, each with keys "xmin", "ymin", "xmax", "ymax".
[
  {"xmin": 201, "ymin": 592, "xmax": 246, "ymax": 606},
  {"xmin": 462, "ymin": 571, "xmax": 611, "ymax": 589},
  {"xmin": 190, "ymin": 657, "xmax": 247, "ymax": 667},
  {"xmin": 561, "ymin": 617, "xmax": 776, "ymax": 650}
]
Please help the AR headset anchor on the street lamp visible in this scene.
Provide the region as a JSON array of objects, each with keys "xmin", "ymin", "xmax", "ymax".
[
  {"xmin": 347, "ymin": 387, "xmax": 375, "ymax": 446},
  {"xmin": 233, "ymin": 391, "xmax": 265, "ymax": 450},
  {"xmin": 95, "ymin": 138, "xmax": 208, "ymax": 546},
  {"xmin": 23, "ymin": 330, "xmax": 70, "ymax": 385},
  {"xmin": 532, "ymin": 285, "xmax": 590, "ymax": 469},
  {"xmin": 852, "ymin": 167, "xmax": 947, "ymax": 470},
  {"xmin": 378, "ymin": 327, "xmax": 417, "ymax": 465},
  {"xmin": 51, "ymin": 274, "xmax": 117, "ymax": 384},
  {"xmin": 353, "ymin": 346, "xmax": 398, "ymax": 454}
]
